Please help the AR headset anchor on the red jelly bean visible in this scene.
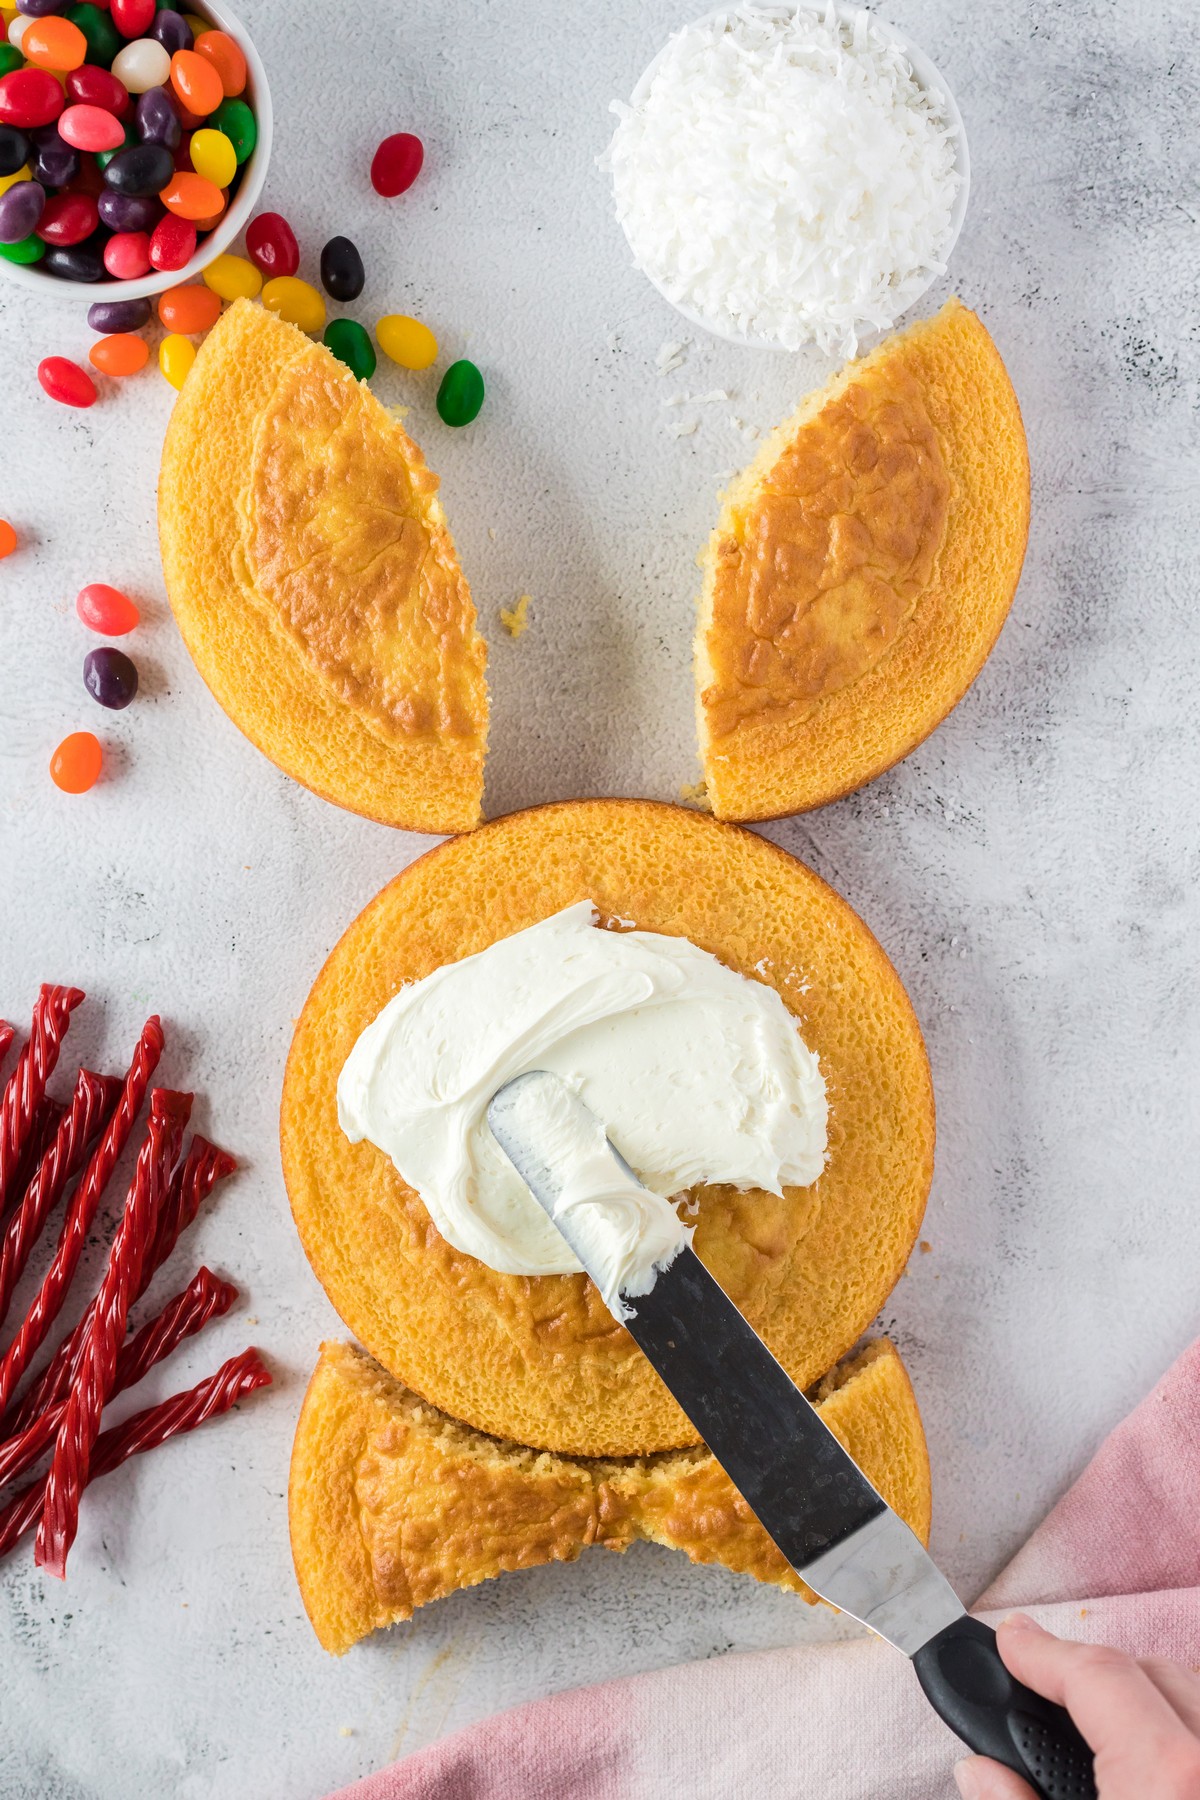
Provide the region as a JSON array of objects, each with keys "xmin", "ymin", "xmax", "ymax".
[
  {"xmin": 50, "ymin": 731, "xmax": 102, "ymax": 795},
  {"xmin": 38, "ymin": 357, "xmax": 97, "ymax": 409},
  {"xmin": 148, "ymin": 210, "xmax": 195, "ymax": 271},
  {"xmin": 59, "ymin": 103, "xmax": 125, "ymax": 152},
  {"xmin": 66, "ymin": 66, "xmax": 132, "ymax": 120},
  {"xmin": 102, "ymin": 227, "xmax": 150, "ymax": 278},
  {"xmin": 370, "ymin": 132, "xmax": 423, "ymax": 198},
  {"xmin": 245, "ymin": 210, "xmax": 298, "ymax": 278},
  {"xmin": 111, "ymin": 0, "xmax": 156, "ymax": 38},
  {"xmin": 76, "ymin": 582, "xmax": 140, "ymax": 634},
  {"xmin": 0, "ymin": 68, "xmax": 66, "ymax": 131},
  {"xmin": 36, "ymin": 192, "xmax": 98, "ymax": 247}
]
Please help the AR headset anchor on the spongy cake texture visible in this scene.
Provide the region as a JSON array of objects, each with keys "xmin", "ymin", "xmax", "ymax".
[
  {"xmin": 158, "ymin": 299, "xmax": 488, "ymax": 834},
  {"xmin": 696, "ymin": 298, "xmax": 1029, "ymax": 821},
  {"xmin": 289, "ymin": 1338, "xmax": 931, "ymax": 1654},
  {"xmin": 281, "ymin": 799, "xmax": 934, "ymax": 1457}
]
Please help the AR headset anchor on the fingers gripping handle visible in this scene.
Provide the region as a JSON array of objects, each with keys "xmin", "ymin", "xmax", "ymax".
[{"xmin": 912, "ymin": 1617, "xmax": 1098, "ymax": 1799}]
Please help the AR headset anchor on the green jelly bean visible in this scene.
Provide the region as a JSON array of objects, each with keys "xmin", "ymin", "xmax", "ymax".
[
  {"xmin": 437, "ymin": 359, "xmax": 485, "ymax": 427},
  {"xmin": 212, "ymin": 98, "xmax": 257, "ymax": 166},
  {"xmin": 0, "ymin": 46, "xmax": 24, "ymax": 78},
  {"xmin": 96, "ymin": 123, "xmax": 137, "ymax": 171},
  {"xmin": 0, "ymin": 235, "xmax": 46, "ymax": 266},
  {"xmin": 67, "ymin": 4, "xmax": 123, "ymax": 68},
  {"xmin": 323, "ymin": 318, "xmax": 376, "ymax": 382}
]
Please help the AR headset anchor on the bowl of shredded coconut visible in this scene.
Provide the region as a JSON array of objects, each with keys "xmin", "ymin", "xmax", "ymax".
[{"xmin": 602, "ymin": 3, "xmax": 968, "ymax": 356}]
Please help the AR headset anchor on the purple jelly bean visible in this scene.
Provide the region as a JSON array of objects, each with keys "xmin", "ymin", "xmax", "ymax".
[
  {"xmin": 43, "ymin": 238, "xmax": 105, "ymax": 282},
  {"xmin": 0, "ymin": 179, "xmax": 45, "ymax": 245},
  {"xmin": 97, "ymin": 189, "xmax": 160, "ymax": 233},
  {"xmin": 84, "ymin": 647, "xmax": 138, "ymax": 711},
  {"xmin": 87, "ymin": 296, "xmax": 152, "ymax": 333},
  {"xmin": 134, "ymin": 86, "xmax": 182, "ymax": 152},
  {"xmin": 148, "ymin": 9, "xmax": 192, "ymax": 53},
  {"xmin": 31, "ymin": 125, "xmax": 78, "ymax": 191},
  {"xmin": 15, "ymin": 0, "xmax": 70, "ymax": 15}
]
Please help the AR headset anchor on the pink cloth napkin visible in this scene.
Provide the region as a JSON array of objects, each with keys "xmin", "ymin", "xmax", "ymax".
[{"xmin": 328, "ymin": 1337, "xmax": 1200, "ymax": 1800}]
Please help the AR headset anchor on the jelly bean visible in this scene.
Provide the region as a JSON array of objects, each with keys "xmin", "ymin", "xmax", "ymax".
[
  {"xmin": 87, "ymin": 293, "xmax": 149, "ymax": 330},
  {"xmin": 101, "ymin": 223, "xmax": 147, "ymax": 274},
  {"xmin": 96, "ymin": 185, "xmax": 156, "ymax": 229},
  {"xmin": 110, "ymin": 35, "xmax": 168, "ymax": 92},
  {"xmin": 187, "ymin": 122, "xmax": 231, "ymax": 185},
  {"xmin": 201, "ymin": 248, "xmax": 257, "ymax": 299},
  {"xmin": 0, "ymin": 123, "xmax": 27, "ymax": 175},
  {"xmin": 50, "ymin": 730, "xmax": 102, "ymax": 793},
  {"xmin": 168, "ymin": 45, "xmax": 217, "ymax": 115},
  {"xmin": 180, "ymin": 13, "xmax": 208, "ymax": 41},
  {"xmin": 323, "ymin": 317, "xmax": 375, "ymax": 381},
  {"xmin": 0, "ymin": 230, "xmax": 43, "ymax": 261},
  {"xmin": 65, "ymin": 3, "xmax": 121, "ymax": 68},
  {"xmin": 146, "ymin": 204, "xmax": 190, "ymax": 266},
  {"xmin": 65, "ymin": 64, "xmax": 130, "ymax": 116},
  {"xmin": 21, "ymin": 15, "xmax": 86, "ymax": 69},
  {"xmin": 0, "ymin": 67, "xmax": 65, "ymax": 128},
  {"xmin": 135, "ymin": 80, "xmax": 178, "ymax": 146},
  {"xmin": 245, "ymin": 208, "xmax": 296, "ymax": 277},
  {"xmin": 36, "ymin": 187, "xmax": 95, "ymax": 241},
  {"xmin": 371, "ymin": 131, "xmax": 422, "ymax": 197},
  {"xmin": 76, "ymin": 580, "xmax": 139, "ymax": 631},
  {"xmin": 84, "ymin": 644, "xmax": 137, "ymax": 708},
  {"xmin": 13, "ymin": 0, "xmax": 70, "ymax": 17},
  {"xmin": 0, "ymin": 161, "xmax": 30, "ymax": 195},
  {"xmin": 38, "ymin": 353, "xmax": 96, "ymax": 406},
  {"xmin": 0, "ymin": 518, "xmax": 15, "ymax": 559},
  {"xmin": 0, "ymin": 173, "xmax": 43, "ymax": 239},
  {"xmin": 59, "ymin": 100, "xmax": 124, "ymax": 148},
  {"xmin": 261, "ymin": 274, "xmax": 324, "ymax": 334},
  {"xmin": 6, "ymin": 17, "xmax": 32, "ymax": 54},
  {"xmin": 376, "ymin": 313, "xmax": 438, "ymax": 371},
  {"xmin": 171, "ymin": 126, "xmax": 190, "ymax": 169},
  {"xmin": 192, "ymin": 27, "xmax": 243, "ymax": 96},
  {"xmin": 209, "ymin": 92, "xmax": 251, "ymax": 162},
  {"xmin": 101, "ymin": 134, "xmax": 168, "ymax": 190},
  {"xmin": 43, "ymin": 236, "xmax": 104, "ymax": 277},
  {"xmin": 190, "ymin": 188, "xmax": 225, "ymax": 232},
  {"xmin": 319, "ymin": 233, "xmax": 363, "ymax": 302},
  {"xmin": 158, "ymin": 329, "xmax": 193, "ymax": 387},
  {"xmin": 149, "ymin": 8, "xmax": 190, "ymax": 54},
  {"xmin": 436, "ymin": 359, "xmax": 484, "ymax": 427},
  {"xmin": 111, "ymin": 0, "xmax": 154, "ymax": 37},
  {"xmin": 0, "ymin": 45, "xmax": 23, "ymax": 78},
  {"xmin": 157, "ymin": 277, "xmax": 216, "ymax": 330},
  {"xmin": 88, "ymin": 329, "xmax": 148, "ymax": 374},
  {"xmin": 31, "ymin": 120, "xmax": 77, "ymax": 184},
  {"xmin": 158, "ymin": 166, "xmax": 217, "ymax": 217}
]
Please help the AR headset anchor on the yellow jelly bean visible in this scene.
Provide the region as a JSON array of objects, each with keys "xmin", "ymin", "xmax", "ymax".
[
  {"xmin": 261, "ymin": 275, "xmax": 325, "ymax": 335},
  {"xmin": 183, "ymin": 13, "xmax": 208, "ymax": 37},
  {"xmin": 202, "ymin": 251, "xmax": 261, "ymax": 301},
  {"xmin": 376, "ymin": 313, "xmax": 438, "ymax": 371},
  {"xmin": 189, "ymin": 127, "xmax": 236, "ymax": 190},
  {"xmin": 159, "ymin": 332, "xmax": 197, "ymax": 390},
  {"xmin": 0, "ymin": 164, "xmax": 30, "ymax": 198}
]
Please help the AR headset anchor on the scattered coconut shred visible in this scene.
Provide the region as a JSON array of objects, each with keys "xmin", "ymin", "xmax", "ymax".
[{"xmin": 603, "ymin": 4, "xmax": 960, "ymax": 354}]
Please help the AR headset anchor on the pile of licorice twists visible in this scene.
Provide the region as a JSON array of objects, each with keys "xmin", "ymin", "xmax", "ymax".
[{"xmin": 0, "ymin": 983, "xmax": 270, "ymax": 1578}]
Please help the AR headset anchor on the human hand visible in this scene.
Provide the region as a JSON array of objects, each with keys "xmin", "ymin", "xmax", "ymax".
[{"xmin": 953, "ymin": 1613, "xmax": 1200, "ymax": 1799}]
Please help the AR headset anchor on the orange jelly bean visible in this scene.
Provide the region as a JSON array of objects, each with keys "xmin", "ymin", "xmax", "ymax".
[
  {"xmin": 157, "ymin": 281, "xmax": 220, "ymax": 333},
  {"xmin": 50, "ymin": 731, "xmax": 102, "ymax": 794},
  {"xmin": 159, "ymin": 171, "xmax": 223, "ymax": 221},
  {"xmin": 21, "ymin": 18, "xmax": 88, "ymax": 74},
  {"xmin": 0, "ymin": 519, "xmax": 16, "ymax": 559},
  {"xmin": 169, "ymin": 48, "xmax": 223, "ymax": 118},
  {"xmin": 89, "ymin": 333, "xmax": 150, "ymax": 377},
  {"xmin": 193, "ymin": 30, "xmax": 246, "ymax": 97}
]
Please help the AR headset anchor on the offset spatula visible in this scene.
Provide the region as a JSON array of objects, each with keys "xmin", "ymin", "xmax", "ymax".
[{"xmin": 489, "ymin": 1072, "xmax": 1097, "ymax": 1800}]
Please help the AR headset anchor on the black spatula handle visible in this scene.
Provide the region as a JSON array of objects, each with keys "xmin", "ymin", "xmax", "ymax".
[{"xmin": 913, "ymin": 1616, "xmax": 1097, "ymax": 1798}]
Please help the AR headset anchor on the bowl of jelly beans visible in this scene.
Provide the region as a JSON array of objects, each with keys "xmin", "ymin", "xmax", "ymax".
[{"xmin": 0, "ymin": 0, "xmax": 271, "ymax": 300}]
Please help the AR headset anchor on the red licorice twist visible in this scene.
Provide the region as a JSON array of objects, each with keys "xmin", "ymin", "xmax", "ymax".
[
  {"xmin": 37, "ymin": 1086, "xmax": 192, "ymax": 1576},
  {"xmin": 0, "ymin": 987, "xmax": 84, "ymax": 1215},
  {"xmin": 7, "ymin": 1097, "xmax": 66, "ymax": 1216},
  {"xmin": 0, "ymin": 1267, "xmax": 236, "ymax": 1494},
  {"xmin": 1, "ymin": 1131, "xmax": 234, "ymax": 1437},
  {"xmin": 0, "ymin": 1018, "xmax": 164, "ymax": 1421},
  {"xmin": 0, "ymin": 1025, "xmax": 12, "ymax": 1072},
  {"xmin": 0, "ymin": 1072, "xmax": 121, "ymax": 1332},
  {"xmin": 0, "ymin": 1348, "xmax": 271, "ymax": 1559}
]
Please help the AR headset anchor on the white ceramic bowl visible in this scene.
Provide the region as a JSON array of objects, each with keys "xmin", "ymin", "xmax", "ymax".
[
  {"xmin": 0, "ymin": 0, "xmax": 272, "ymax": 303},
  {"xmin": 617, "ymin": 3, "xmax": 971, "ymax": 350}
]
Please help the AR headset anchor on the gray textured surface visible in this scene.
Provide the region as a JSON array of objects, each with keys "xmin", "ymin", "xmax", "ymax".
[{"xmin": 0, "ymin": 1, "xmax": 1197, "ymax": 1794}]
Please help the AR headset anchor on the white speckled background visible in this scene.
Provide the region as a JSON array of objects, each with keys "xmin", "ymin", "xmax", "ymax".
[{"xmin": 0, "ymin": 1, "xmax": 1197, "ymax": 1793}]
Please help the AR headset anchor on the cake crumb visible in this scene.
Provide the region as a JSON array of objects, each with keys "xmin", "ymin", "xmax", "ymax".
[
  {"xmin": 386, "ymin": 403, "xmax": 410, "ymax": 422},
  {"xmin": 499, "ymin": 594, "xmax": 532, "ymax": 638},
  {"xmin": 339, "ymin": 1726, "xmax": 355, "ymax": 1738},
  {"xmin": 679, "ymin": 781, "xmax": 711, "ymax": 811},
  {"xmin": 919, "ymin": 1241, "xmax": 932, "ymax": 1255}
]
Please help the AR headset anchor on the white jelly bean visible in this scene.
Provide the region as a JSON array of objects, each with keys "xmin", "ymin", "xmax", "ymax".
[{"xmin": 110, "ymin": 37, "xmax": 172, "ymax": 95}]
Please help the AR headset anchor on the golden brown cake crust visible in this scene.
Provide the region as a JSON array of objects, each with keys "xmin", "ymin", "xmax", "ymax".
[
  {"xmin": 289, "ymin": 1338, "xmax": 931, "ymax": 1654},
  {"xmin": 696, "ymin": 298, "xmax": 1030, "ymax": 821},
  {"xmin": 158, "ymin": 299, "xmax": 488, "ymax": 834},
  {"xmin": 281, "ymin": 799, "xmax": 934, "ymax": 1457}
]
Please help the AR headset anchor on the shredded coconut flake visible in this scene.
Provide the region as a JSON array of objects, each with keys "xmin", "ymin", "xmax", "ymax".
[{"xmin": 604, "ymin": 4, "xmax": 960, "ymax": 354}]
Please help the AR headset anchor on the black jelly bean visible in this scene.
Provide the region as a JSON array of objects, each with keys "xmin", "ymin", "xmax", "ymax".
[
  {"xmin": 102, "ymin": 142, "xmax": 175, "ymax": 198},
  {"xmin": 44, "ymin": 237, "xmax": 106, "ymax": 282},
  {"xmin": 0, "ymin": 126, "xmax": 29, "ymax": 180},
  {"xmin": 148, "ymin": 8, "xmax": 191, "ymax": 52},
  {"xmin": 135, "ymin": 84, "xmax": 181, "ymax": 151},
  {"xmin": 97, "ymin": 189, "xmax": 160, "ymax": 233},
  {"xmin": 31, "ymin": 124, "xmax": 79, "ymax": 190},
  {"xmin": 83, "ymin": 647, "xmax": 138, "ymax": 711},
  {"xmin": 87, "ymin": 295, "xmax": 151, "ymax": 332},
  {"xmin": 319, "ymin": 235, "xmax": 365, "ymax": 302}
]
